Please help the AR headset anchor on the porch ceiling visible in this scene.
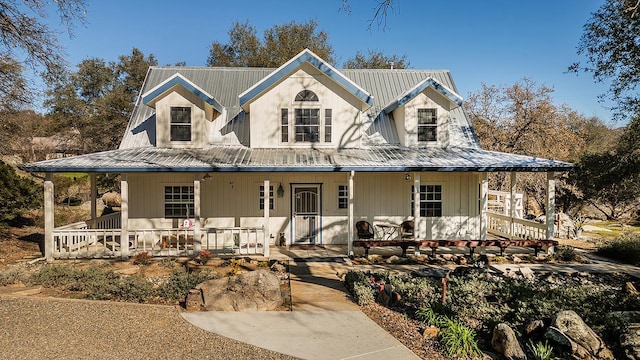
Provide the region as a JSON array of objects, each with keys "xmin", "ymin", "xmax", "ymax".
[{"xmin": 21, "ymin": 145, "xmax": 573, "ymax": 173}]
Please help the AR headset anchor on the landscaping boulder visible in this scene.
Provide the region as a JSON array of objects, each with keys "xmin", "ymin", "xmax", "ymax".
[
  {"xmin": 620, "ymin": 323, "xmax": 640, "ymax": 360},
  {"xmin": 491, "ymin": 323, "xmax": 526, "ymax": 360},
  {"xmin": 546, "ymin": 310, "xmax": 614, "ymax": 360},
  {"xmin": 101, "ymin": 191, "xmax": 121, "ymax": 207},
  {"xmin": 197, "ymin": 269, "xmax": 282, "ymax": 311}
]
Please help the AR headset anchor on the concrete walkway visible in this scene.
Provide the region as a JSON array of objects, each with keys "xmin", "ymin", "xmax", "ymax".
[{"xmin": 182, "ymin": 249, "xmax": 421, "ymax": 360}]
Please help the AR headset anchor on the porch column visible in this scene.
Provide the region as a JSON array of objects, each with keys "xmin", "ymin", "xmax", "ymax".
[
  {"xmin": 263, "ymin": 178, "xmax": 270, "ymax": 257},
  {"xmin": 510, "ymin": 172, "xmax": 517, "ymax": 238},
  {"xmin": 413, "ymin": 173, "xmax": 421, "ymax": 255},
  {"xmin": 193, "ymin": 175, "xmax": 202, "ymax": 254},
  {"xmin": 480, "ymin": 173, "xmax": 488, "ymax": 241},
  {"xmin": 348, "ymin": 171, "xmax": 354, "ymax": 256},
  {"xmin": 546, "ymin": 171, "xmax": 555, "ymax": 241},
  {"xmin": 90, "ymin": 173, "xmax": 97, "ymax": 221},
  {"xmin": 44, "ymin": 173, "xmax": 54, "ymax": 261},
  {"xmin": 120, "ymin": 174, "xmax": 129, "ymax": 259}
]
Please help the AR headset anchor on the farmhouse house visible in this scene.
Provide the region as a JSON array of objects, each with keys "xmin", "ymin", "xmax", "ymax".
[{"xmin": 23, "ymin": 49, "xmax": 571, "ymax": 261}]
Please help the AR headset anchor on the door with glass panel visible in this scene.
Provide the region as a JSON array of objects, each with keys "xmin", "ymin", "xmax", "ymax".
[{"xmin": 292, "ymin": 185, "xmax": 320, "ymax": 244}]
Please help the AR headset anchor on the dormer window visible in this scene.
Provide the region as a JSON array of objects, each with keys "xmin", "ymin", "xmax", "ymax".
[
  {"xmin": 281, "ymin": 90, "xmax": 332, "ymax": 144},
  {"xmin": 295, "ymin": 90, "xmax": 319, "ymax": 102},
  {"xmin": 418, "ymin": 108, "xmax": 437, "ymax": 142},
  {"xmin": 170, "ymin": 107, "xmax": 191, "ymax": 142}
]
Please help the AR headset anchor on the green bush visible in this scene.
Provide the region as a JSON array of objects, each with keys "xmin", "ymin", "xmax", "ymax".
[
  {"xmin": 0, "ymin": 266, "xmax": 26, "ymax": 286},
  {"xmin": 527, "ymin": 340, "xmax": 559, "ymax": 360},
  {"xmin": 158, "ymin": 268, "xmax": 217, "ymax": 302},
  {"xmin": 438, "ymin": 318, "xmax": 482, "ymax": 359},
  {"xmin": 86, "ymin": 275, "xmax": 156, "ymax": 303},
  {"xmin": 554, "ymin": 245, "xmax": 577, "ymax": 262},
  {"xmin": 597, "ymin": 232, "xmax": 640, "ymax": 265},
  {"xmin": 0, "ymin": 160, "xmax": 41, "ymax": 225}
]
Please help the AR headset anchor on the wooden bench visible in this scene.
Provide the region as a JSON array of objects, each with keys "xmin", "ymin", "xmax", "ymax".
[{"xmin": 353, "ymin": 239, "xmax": 559, "ymax": 258}]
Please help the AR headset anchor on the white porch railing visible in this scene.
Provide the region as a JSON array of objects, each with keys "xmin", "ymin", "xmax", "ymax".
[
  {"xmin": 52, "ymin": 217, "xmax": 267, "ymax": 258},
  {"xmin": 487, "ymin": 212, "xmax": 547, "ymax": 240},
  {"xmin": 204, "ymin": 227, "xmax": 266, "ymax": 255}
]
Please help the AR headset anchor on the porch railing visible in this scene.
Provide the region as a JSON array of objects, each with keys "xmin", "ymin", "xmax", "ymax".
[
  {"xmin": 487, "ymin": 212, "xmax": 547, "ymax": 240},
  {"xmin": 52, "ymin": 220, "xmax": 267, "ymax": 258},
  {"xmin": 204, "ymin": 227, "xmax": 266, "ymax": 255}
]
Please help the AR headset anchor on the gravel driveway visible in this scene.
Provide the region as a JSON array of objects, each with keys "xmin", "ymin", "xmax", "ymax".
[{"xmin": 0, "ymin": 295, "xmax": 298, "ymax": 360}]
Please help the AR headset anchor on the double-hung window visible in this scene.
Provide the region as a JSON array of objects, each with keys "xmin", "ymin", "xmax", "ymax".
[
  {"xmin": 411, "ymin": 185, "xmax": 442, "ymax": 217},
  {"xmin": 164, "ymin": 186, "xmax": 194, "ymax": 218},
  {"xmin": 295, "ymin": 108, "xmax": 320, "ymax": 142},
  {"xmin": 417, "ymin": 108, "xmax": 437, "ymax": 143},
  {"xmin": 337, "ymin": 185, "xmax": 348, "ymax": 209},
  {"xmin": 259, "ymin": 185, "xmax": 274, "ymax": 210},
  {"xmin": 170, "ymin": 107, "xmax": 191, "ymax": 142}
]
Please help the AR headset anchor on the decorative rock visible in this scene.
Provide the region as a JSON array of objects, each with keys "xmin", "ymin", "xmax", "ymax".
[
  {"xmin": 185, "ymin": 289, "xmax": 203, "ymax": 311},
  {"xmin": 548, "ymin": 310, "xmax": 614, "ymax": 360},
  {"xmin": 525, "ymin": 319, "xmax": 545, "ymax": 335},
  {"xmin": 421, "ymin": 325, "xmax": 439, "ymax": 338},
  {"xmin": 101, "ymin": 191, "xmax": 121, "ymax": 207},
  {"xmin": 492, "ymin": 323, "xmax": 527, "ymax": 360},
  {"xmin": 518, "ymin": 267, "xmax": 535, "ymax": 281},
  {"xmin": 442, "ymin": 254, "xmax": 453, "ymax": 261},
  {"xmin": 512, "ymin": 255, "xmax": 521, "ymax": 264},
  {"xmin": 627, "ymin": 282, "xmax": 640, "ymax": 296},
  {"xmin": 457, "ymin": 256, "xmax": 468, "ymax": 265},
  {"xmin": 620, "ymin": 323, "xmax": 640, "ymax": 360},
  {"xmin": 368, "ymin": 254, "xmax": 383, "ymax": 263},
  {"xmin": 270, "ymin": 262, "xmax": 286, "ymax": 273},
  {"xmin": 386, "ymin": 255, "xmax": 401, "ymax": 264},
  {"xmin": 197, "ymin": 269, "xmax": 282, "ymax": 312}
]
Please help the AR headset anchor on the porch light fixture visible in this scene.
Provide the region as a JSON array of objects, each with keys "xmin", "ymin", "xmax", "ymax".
[
  {"xmin": 404, "ymin": 173, "xmax": 412, "ymax": 181},
  {"xmin": 277, "ymin": 183, "xmax": 285, "ymax": 198},
  {"xmin": 202, "ymin": 173, "xmax": 212, "ymax": 181}
]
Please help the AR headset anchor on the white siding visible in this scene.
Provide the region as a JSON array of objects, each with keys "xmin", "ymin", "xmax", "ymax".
[{"xmin": 394, "ymin": 88, "xmax": 452, "ymax": 148}]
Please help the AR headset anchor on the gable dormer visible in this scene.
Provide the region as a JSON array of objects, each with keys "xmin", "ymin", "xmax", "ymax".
[
  {"xmin": 239, "ymin": 49, "xmax": 374, "ymax": 149},
  {"xmin": 383, "ymin": 77, "xmax": 463, "ymax": 148},
  {"xmin": 141, "ymin": 73, "xmax": 224, "ymax": 148}
]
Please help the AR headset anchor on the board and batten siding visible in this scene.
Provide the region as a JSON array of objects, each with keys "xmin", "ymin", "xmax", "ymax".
[
  {"xmin": 249, "ymin": 64, "xmax": 366, "ymax": 149},
  {"xmin": 394, "ymin": 88, "xmax": 452, "ymax": 148},
  {"xmin": 126, "ymin": 171, "xmax": 481, "ymax": 245}
]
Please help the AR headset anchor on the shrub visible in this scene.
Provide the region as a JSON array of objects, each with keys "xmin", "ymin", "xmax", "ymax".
[
  {"xmin": 194, "ymin": 249, "xmax": 212, "ymax": 265},
  {"xmin": 132, "ymin": 252, "xmax": 152, "ymax": 266},
  {"xmin": 0, "ymin": 266, "xmax": 26, "ymax": 286},
  {"xmin": 596, "ymin": 232, "xmax": 640, "ymax": 265},
  {"xmin": 158, "ymin": 268, "xmax": 217, "ymax": 302},
  {"xmin": 344, "ymin": 270, "xmax": 376, "ymax": 305},
  {"xmin": 438, "ymin": 318, "xmax": 482, "ymax": 359},
  {"xmin": 554, "ymin": 245, "xmax": 577, "ymax": 262},
  {"xmin": 0, "ymin": 160, "xmax": 42, "ymax": 225}
]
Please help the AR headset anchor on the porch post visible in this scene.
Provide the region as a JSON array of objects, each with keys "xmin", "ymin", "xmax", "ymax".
[
  {"xmin": 193, "ymin": 175, "xmax": 202, "ymax": 255},
  {"xmin": 480, "ymin": 173, "xmax": 488, "ymax": 241},
  {"xmin": 90, "ymin": 173, "xmax": 97, "ymax": 221},
  {"xmin": 348, "ymin": 171, "xmax": 354, "ymax": 256},
  {"xmin": 120, "ymin": 174, "xmax": 129, "ymax": 259},
  {"xmin": 44, "ymin": 173, "xmax": 54, "ymax": 261},
  {"xmin": 413, "ymin": 173, "xmax": 421, "ymax": 255},
  {"xmin": 510, "ymin": 172, "xmax": 516, "ymax": 238},
  {"xmin": 546, "ymin": 171, "xmax": 555, "ymax": 240},
  {"xmin": 263, "ymin": 178, "xmax": 270, "ymax": 257}
]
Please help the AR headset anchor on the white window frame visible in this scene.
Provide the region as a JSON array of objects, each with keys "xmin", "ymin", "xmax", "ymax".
[
  {"xmin": 164, "ymin": 185, "xmax": 195, "ymax": 218},
  {"xmin": 170, "ymin": 106, "xmax": 192, "ymax": 142},
  {"xmin": 417, "ymin": 108, "xmax": 437, "ymax": 143},
  {"xmin": 337, "ymin": 184, "xmax": 348, "ymax": 209},
  {"xmin": 259, "ymin": 185, "xmax": 274, "ymax": 210},
  {"xmin": 411, "ymin": 184, "xmax": 443, "ymax": 217}
]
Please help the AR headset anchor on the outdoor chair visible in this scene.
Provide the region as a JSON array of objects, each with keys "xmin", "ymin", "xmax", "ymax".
[
  {"xmin": 400, "ymin": 220, "xmax": 414, "ymax": 239},
  {"xmin": 355, "ymin": 220, "xmax": 375, "ymax": 240}
]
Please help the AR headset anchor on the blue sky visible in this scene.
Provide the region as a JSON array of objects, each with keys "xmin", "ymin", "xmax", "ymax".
[{"xmin": 45, "ymin": 0, "xmax": 612, "ymax": 122}]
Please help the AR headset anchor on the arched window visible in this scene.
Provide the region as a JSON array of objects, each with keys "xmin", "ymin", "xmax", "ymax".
[{"xmin": 295, "ymin": 90, "xmax": 319, "ymax": 102}]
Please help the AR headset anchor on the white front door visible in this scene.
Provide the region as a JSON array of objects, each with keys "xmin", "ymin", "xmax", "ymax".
[{"xmin": 292, "ymin": 185, "xmax": 321, "ymax": 244}]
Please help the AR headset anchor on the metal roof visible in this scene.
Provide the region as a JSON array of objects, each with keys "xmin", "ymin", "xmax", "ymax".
[
  {"xmin": 119, "ymin": 67, "xmax": 480, "ymax": 150},
  {"xmin": 22, "ymin": 145, "xmax": 573, "ymax": 173}
]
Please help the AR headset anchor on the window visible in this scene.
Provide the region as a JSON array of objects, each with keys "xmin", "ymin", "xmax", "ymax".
[
  {"xmin": 295, "ymin": 90, "xmax": 319, "ymax": 102},
  {"xmin": 259, "ymin": 185, "xmax": 274, "ymax": 210},
  {"xmin": 338, "ymin": 185, "xmax": 348, "ymax": 209},
  {"xmin": 325, "ymin": 109, "xmax": 332, "ymax": 143},
  {"xmin": 295, "ymin": 108, "xmax": 320, "ymax": 142},
  {"xmin": 170, "ymin": 107, "xmax": 191, "ymax": 142},
  {"xmin": 164, "ymin": 186, "xmax": 194, "ymax": 218},
  {"xmin": 281, "ymin": 109, "xmax": 289, "ymax": 142},
  {"xmin": 411, "ymin": 185, "xmax": 442, "ymax": 217},
  {"xmin": 417, "ymin": 108, "xmax": 437, "ymax": 142}
]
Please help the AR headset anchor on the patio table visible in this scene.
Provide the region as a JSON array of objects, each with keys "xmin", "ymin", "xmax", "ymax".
[{"xmin": 375, "ymin": 223, "xmax": 400, "ymax": 240}]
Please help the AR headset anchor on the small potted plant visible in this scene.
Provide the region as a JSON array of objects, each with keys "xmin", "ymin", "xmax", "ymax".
[{"xmin": 573, "ymin": 214, "xmax": 586, "ymax": 239}]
